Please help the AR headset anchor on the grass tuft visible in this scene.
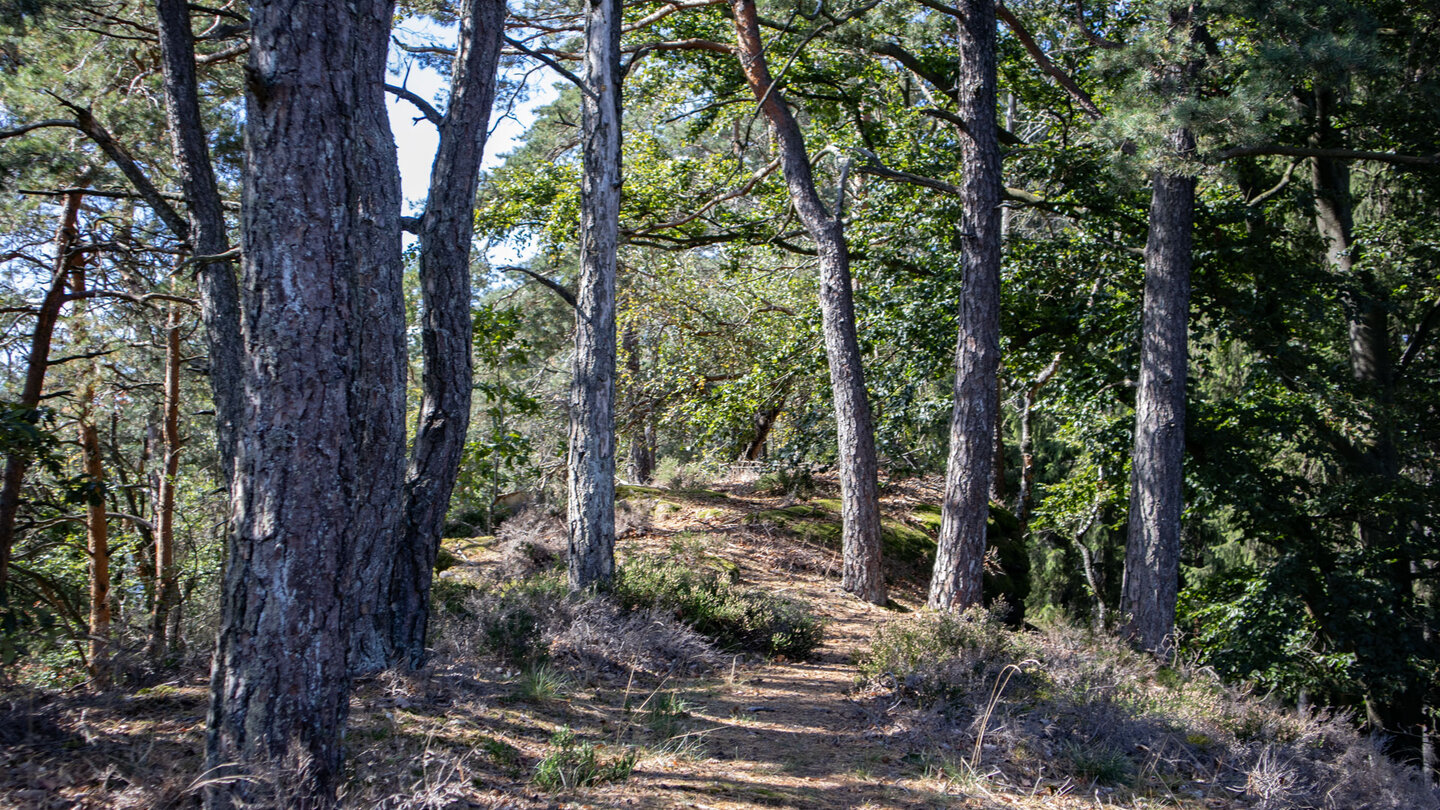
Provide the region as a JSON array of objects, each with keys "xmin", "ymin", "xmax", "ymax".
[{"xmin": 532, "ymin": 727, "xmax": 637, "ymax": 791}]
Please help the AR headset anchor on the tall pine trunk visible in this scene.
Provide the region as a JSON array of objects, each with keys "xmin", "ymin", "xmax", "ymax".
[
  {"xmin": 148, "ymin": 306, "xmax": 183, "ymax": 661},
  {"xmin": 154, "ymin": 0, "xmax": 243, "ymax": 485},
  {"xmin": 1120, "ymin": 4, "xmax": 1200, "ymax": 655},
  {"xmin": 1120, "ymin": 129, "xmax": 1196, "ymax": 654},
  {"xmin": 929, "ymin": 0, "xmax": 1002, "ymax": 611},
  {"xmin": 568, "ymin": 0, "xmax": 623, "ymax": 591},
  {"xmin": 80, "ymin": 420, "xmax": 111, "ymax": 688},
  {"xmin": 0, "ymin": 190, "xmax": 83, "ymax": 614},
  {"xmin": 731, "ymin": 0, "xmax": 885, "ymax": 604},
  {"xmin": 388, "ymin": 0, "xmax": 506, "ymax": 671},
  {"xmin": 204, "ymin": 0, "xmax": 404, "ymax": 804}
]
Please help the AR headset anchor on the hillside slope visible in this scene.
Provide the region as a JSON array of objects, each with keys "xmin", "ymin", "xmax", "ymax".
[{"xmin": 2, "ymin": 477, "xmax": 1435, "ymax": 809}]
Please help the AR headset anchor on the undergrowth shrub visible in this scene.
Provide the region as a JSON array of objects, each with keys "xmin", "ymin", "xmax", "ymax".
[
  {"xmin": 532, "ymin": 727, "xmax": 637, "ymax": 790},
  {"xmin": 613, "ymin": 557, "xmax": 823, "ymax": 659},
  {"xmin": 859, "ymin": 615, "xmax": 1440, "ymax": 809},
  {"xmin": 473, "ymin": 575, "xmax": 567, "ymax": 665},
  {"xmin": 653, "ymin": 458, "xmax": 710, "ymax": 491},
  {"xmin": 495, "ymin": 507, "xmax": 565, "ymax": 579},
  {"xmin": 752, "ymin": 466, "xmax": 815, "ymax": 497},
  {"xmin": 431, "ymin": 572, "xmax": 720, "ymax": 678},
  {"xmin": 859, "ymin": 605, "xmax": 1033, "ymax": 704}
]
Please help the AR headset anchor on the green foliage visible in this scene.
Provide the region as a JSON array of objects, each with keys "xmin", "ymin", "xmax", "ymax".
[
  {"xmin": 532, "ymin": 727, "xmax": 637, "ymax": 791},
  {"xmin": 613, "ymin": 557, "xmax": 823, "ymax": 659}
]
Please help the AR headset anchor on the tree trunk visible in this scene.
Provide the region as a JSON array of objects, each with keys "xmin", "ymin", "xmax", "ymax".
[
  {"xmin": 79, "ymin": 420, "xmax": 111, "ymax": 689},
  {"xmin": 990, "ymin": 401, "xmax": 1006, "ymax": 505},
  {"xmin": 1015, "ymin": 352, "xmax": 1062, "ymax": 538},
  {"xmin": 742, "ymin": 404, "xmax": 783, "ymax": 462},
  {"xmin": 148, "ymin": 306, "xmax": 183, "ymax": 661},
  {"xmin": 388, "ymin": 0, "xmax": 506, "ymax": 671},
  {"xmin": 1307, "ymin": 86, "xmax": 1427, "ymax": 762},
  {"xmin": 568, "ymin": 0, "xmax": 622, "ymax": 591},
  {"xmin": 204, "ymin": 0, "xmax": 404, "ymax": 805},
  {"xmin": 731, "ymin": 0, "xmax": 885, "ymax": 604},
  {"xmin": 0, "ymin": 190, "xmax": 83, "ymax": 614},
  {"xmin": 929, "ymin": 0, "xmax": 1002, "ymax": 611},
  {"xmin": 154, "ymin": 0, "xmax": 243, "ymax": 485},
  {"xmin": 1121, "ymin": 131, "xmax": 1196, "ymax": 655},
  {"xmin": 622, "ymin": 326, "xmax": 655, "ymax": 483}
]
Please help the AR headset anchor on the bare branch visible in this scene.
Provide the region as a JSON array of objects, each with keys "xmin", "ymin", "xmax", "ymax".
[
  {"xmin": 503, "ymin": 36, "xmax": 596, "ymax": 99},
  {"xmin": 497, "ymin": 265, "xmax": 577, "ymax": 308},
  {"xmin": 0, "ymin": 119, "xmax": 81, "ymax": 140},
  {"xmin": 46, "ymin": 95, "xmax": 191, "ymax": 240},
  {"xmin": 920, "ymin": 107, "xmax": 1024, "ymax": 146},
  {"xmin": 1244, "ymin": 159, "xmax": 1300, "ymax": 207},
  {"xmin": 1072, "ymin": 0, "xmax": 1121, "ymax": 49},
  {"xmin": 196, "ymin": 41, "xmax": 249, "ymax": 65},
  {"xmin": 852, "ymin": 148, "xmax": 1051, "ymax": 205},
  {"xmin": 1215, "ymin": 144, "xmax": 1440, "ymax": 170},
  {"xmin": 384, "ymin": 83, "xmax": 444, "ymax": 126},
  {"xmin": 1398, "ymin": 297, "xmax": 1440, "ymax": 376},
  {"xmin": 997, "ymin": 2, "xmax": 1103, "ymax": 120}
]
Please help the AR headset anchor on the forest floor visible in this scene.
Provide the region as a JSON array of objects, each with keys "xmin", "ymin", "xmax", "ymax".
[{"xmin": 2, "ymin": 477, "xmax": 1433, "ymax": 809}]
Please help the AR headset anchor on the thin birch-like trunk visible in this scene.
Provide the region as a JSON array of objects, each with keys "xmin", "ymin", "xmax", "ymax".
[{"xmin": 568, "ymin": 0, "xmax": 623, "ymax": 590}]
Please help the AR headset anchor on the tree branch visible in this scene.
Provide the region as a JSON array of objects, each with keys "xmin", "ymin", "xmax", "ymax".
[
  {"xmin": 497, "ymin": 265, "xmax": 577, "ymax": 308},
  {"xmin": 1398, "ymin": 297, "xmax": 1440, "ymax": 376},
  {"xmin": 503, "ymin": 36, "xmax": 596, "ymax": 99},
  {"xmin": 46, "ymin": 95, "xmax": 192, "ymax": 240},
  {"xmin": 630, "ymin": 158, "xmax": 781, "ymax": 235},
  {"xmin": 996, "ymin": 2, "xmax": 1103, "ymax": 120},
  {"xmin": 1244, "ymin": 159, "xmax": 1300, "ymax": 207},
  {"xmin": 1215, "ymin": 144, "xmax": 1440, "ymax": 170},
  {"xmin": 0, "ymin": 119, "xmax": 81, "ymax": 140},
  {"xmin": 852, "ymin": 148, "xmax": 1051, "ymax": 206},
  {"xmin": 384, "ymin": 83, "xmax": 444, "ymax": 126}
]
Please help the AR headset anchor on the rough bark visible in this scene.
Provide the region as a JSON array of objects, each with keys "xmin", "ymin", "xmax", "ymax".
[
  {"xmin": 0, "ymin": 190, "xmax": 83, "ymax": 611},
  {"xmin": 148, "ymin": 307, "xmax": 183, "ymax": 661},
  {"xmin": 80, "ymin": 420, "xmax": 111, "ymax": 688},
  {"xmin": 154, "ymin": 0, "xmax": 243, "ymax": 484},
  {"xmin": 731, "ymin": 0, "xmax": 885, "ymax": 604},
  {"xmin": 929, "ymin": 0, "xmax": 1002, "ymax": 611},
  {"xmin": 204, "ymin": 0, "xmax": 404, "ymax": 805},
  {"xmin": 568, "ymin": 0, "xmax": 623, "ymax": 591},
  {"xmin": 388, "ymin": 0, "xmax": 506, "ymax": 671},
  {"xmin": 1121, "ymin": 131, "xmax": 1197, "ymax": 655}
]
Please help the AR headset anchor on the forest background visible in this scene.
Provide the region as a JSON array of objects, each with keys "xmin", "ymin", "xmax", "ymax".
[{"xmin": 0, "ymin": 0, "xmax": 1436, "ymax": 803}]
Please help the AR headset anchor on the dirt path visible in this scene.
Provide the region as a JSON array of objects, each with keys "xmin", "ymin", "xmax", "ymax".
[{"xmin": 582, "ymin": 485, "xmax": 984, "ymax": 810}]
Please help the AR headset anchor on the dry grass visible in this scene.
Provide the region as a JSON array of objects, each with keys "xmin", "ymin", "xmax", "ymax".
[
  {"xmin": 858, "ymin": 609, "xmax": 1440, "ymax": 809},
  {"xmin": 4, "ymin": 474, "xmax": 1435, "ymax": 809}
]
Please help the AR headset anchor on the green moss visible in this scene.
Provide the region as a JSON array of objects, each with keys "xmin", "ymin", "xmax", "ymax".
[
  {"xmin": 751, "ymin": 500, "xmax": 937, "ymax": 574},
  {"xmin": 880, "ymin": 519, "xmax": 936, "ymax": 568}
]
